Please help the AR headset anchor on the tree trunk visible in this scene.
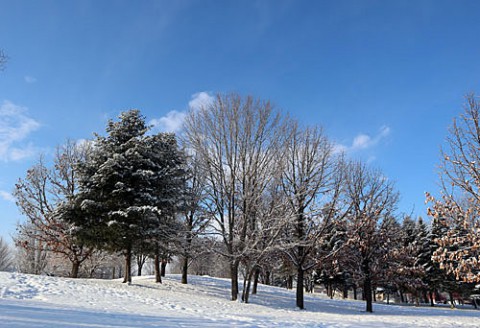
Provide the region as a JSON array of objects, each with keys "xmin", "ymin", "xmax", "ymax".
[
  {"xmin": 363, "ymin": 259, "xmax": 373, "ymax": 313},
  {"xmin": 353, "ymin": 283, "xmax": 357, "ymax": 300},
  {"xmin": 287, "ymin": 275, "xmax": 293, "ymax": 289},
  {"xmin": 181, "ymin": 255, "xmax": 189, "ymax": 284},
  {"xmin": 449, "ymin": 292, "xmax": 455, "ymax": 308},
  {"xmin": 429, "ymin": 290, "xmax": 435, "ymax": 307},
  {"xmin": 343, "ymin": 284, "xmax": 349, "ymax": 299},
  {"xmin": 230, "ymin": 260, "xmax": 239, "ymax": 301},
  {"xmin": 154, "ymin": 254, "xmax": 162, "ymax": 283},
  {"xmin": 123, "ymin": 247, "xmax": 132, "ymax": 284},
  {"xmin": 71, "ymin": 259, "xmax": 80, "ymax": 278},
  {"xmin": 400, "ymin": 290, "xmax": 405, "ymax": 303},
  {"xmin": 161, "ymin": 258, "xmax": 167, "ymax": 277},
  {"xmin": 296, "ymin": 266, "xmax": 305, "ymax": 309},
  {"xmin": 264, "ymin": 270, "xmax": 271, "ymax": 285},
  {"xmin": 136, "ymin": 255, "xmax": 145, "ymax": 276},
  {"xmin": 242, "ymin": 268, "xmax": 254, "ymax": 303},
  {"xmin": 252, "ymin": 267, "xmax": 260, "ymax": 295}
]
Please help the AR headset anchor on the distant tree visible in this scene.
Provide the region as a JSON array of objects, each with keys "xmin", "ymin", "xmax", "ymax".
[
  {"xmin": 0, "ymin": 237, "xmax": 13, "ymax": 271},
  {"xmin": 343, "ymin": 161, "xmax": 399, "ymax": 313},
  {"xmin": 176, "ymin": 154, "xmax": 209, "ymax": 284},
  {"xmin": 0, "ymin": 49, "xmax": 7, "ymax": 71},
  {"xmin": 14, "ymin": 231, "xmax": 49, "ymax": 274},
  {"xmin": 14, "ymin": 141, "xmax": 95, "ymax": 278},
  {"xmin": 426, "ymin": 94, "xmax": 480, "ymax": 283},
  {"xmin": 63, "ymin": 110, "xmax": 185, "ymax": 284}
]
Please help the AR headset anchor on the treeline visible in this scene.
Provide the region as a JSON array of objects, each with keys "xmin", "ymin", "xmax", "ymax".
[{"xmin": 12, "ymin": 93, "xmax": 480, "ymax": 312}]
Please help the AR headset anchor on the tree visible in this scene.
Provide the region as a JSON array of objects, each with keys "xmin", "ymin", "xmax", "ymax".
[
  {"xmin": 279, "ymin": 122, "xmax": 343, "ymax": 309},
  {"xmin": 64, "ymin": 110, "xmax": 185, "ymax": 283},
  {"xmin": 0, "ymin": 49, "xmax": 7, "ymax": 71},
  {"xmin": 426, "ymin": 94, "xmax": 480, "ymax": 283},
  {"xmin": 0, "ymin": 237, "xmax": 13, "ymax": 271},
  {"xmin": 176, "ymin": 154, "xmax": 209, "ymax": 284},
  {"xmin": 343, "ymin": 161, "xmax": 399, "ymax": 313},
  {"xmin": 14, "ymin": 141, "xmax": 95, "ymax": 278},
  {"xmin": 184, "ymin": 93, "xmax": 286, "ymax": 301}
]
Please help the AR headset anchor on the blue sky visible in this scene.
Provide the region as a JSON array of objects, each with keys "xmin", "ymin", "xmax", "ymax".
[{"xmin": 1, "ymin": 0, "xmax": 480, "ymax": 241}]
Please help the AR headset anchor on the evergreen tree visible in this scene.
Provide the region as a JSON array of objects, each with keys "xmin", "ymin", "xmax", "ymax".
[{"xmin": 61, "ymin": 110, "xmax": 185, "ymax": 283}]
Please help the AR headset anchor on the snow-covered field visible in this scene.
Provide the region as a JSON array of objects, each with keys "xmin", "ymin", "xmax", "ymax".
[{"xmin": 0, "ymin": 272, "xmax": 478, "ymax": 327}]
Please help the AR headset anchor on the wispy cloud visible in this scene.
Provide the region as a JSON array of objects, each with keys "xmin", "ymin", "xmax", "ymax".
[
  {"xmin": 0, "ymin": 101, "xmax": 41, "ymax": 161},
  {"xmin": 188, "ymin": 92, "xmax": 214, "ymax": 111},
  {"xmin": 24, "ymin": 76, "xmax": 37, "ymax": 84},
  {"xmin": 151, "ymin": 91, "xmax": 214, "ymax": 133},
  {"xmin": 0, "ymin": 190, "xmax": 15, "ymax": 202},
  {"xmin": 335, "ymin": 125, "xmax": 391, "ymax": 154}
]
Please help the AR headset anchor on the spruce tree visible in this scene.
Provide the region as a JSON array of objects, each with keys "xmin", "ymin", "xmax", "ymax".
[{"xmin": 62, "ymin": 110, "xmax": 185, "ymax": 283}]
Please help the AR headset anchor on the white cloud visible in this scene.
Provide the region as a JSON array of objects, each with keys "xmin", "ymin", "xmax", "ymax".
[
  {"xmin": 335, "ymin": 125, "xmax": 391, "ymax": 154},
  {"xmin": 0, "ymin": 190, "xmax": 15, "ymax": 202},
  {"xmin": 24, "ymin": 76, "xmax": 37, "ymax": 84},
  {"xmin": 151, "ymin": 91, "xmax": 214, "ymax": 133},
  {"xmin": 150, "ymin": 110, "xmax": 186, "ymax": 133},
  {"xmin": 0, "ymin": 101, "xmax": 40, "ymax": 161},
  {"xmin": 188, "ymin": 92, "xmax": 214, "ymax": 110}
]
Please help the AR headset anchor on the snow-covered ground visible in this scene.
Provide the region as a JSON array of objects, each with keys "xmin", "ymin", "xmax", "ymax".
[{"xmin": 0, "ymin": 272, "xmax": 478, "ymax": 327}]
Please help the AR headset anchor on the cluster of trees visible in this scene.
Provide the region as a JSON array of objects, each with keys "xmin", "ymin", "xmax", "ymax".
[{"xmin": 11, "ymin": 93, "xmax": 480, "ymax": 313}]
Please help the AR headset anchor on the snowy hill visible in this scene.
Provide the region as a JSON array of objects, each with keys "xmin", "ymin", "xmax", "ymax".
[{"xmin": 0, "ymin": 272, "xmax": 478, "ymax": 327}]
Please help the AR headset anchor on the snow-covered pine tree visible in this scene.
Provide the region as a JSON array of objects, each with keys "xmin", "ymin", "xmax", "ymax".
[{"xmin": 63, "ymin": 110, "xmax": 185, "ymax": 284}]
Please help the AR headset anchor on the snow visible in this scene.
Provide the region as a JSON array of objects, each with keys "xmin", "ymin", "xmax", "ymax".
[{"xmin": 0, "ymin": 272, "xmax": 478, "ymax": 327}]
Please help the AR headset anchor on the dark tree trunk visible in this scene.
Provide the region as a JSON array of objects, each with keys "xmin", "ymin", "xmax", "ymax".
[
  {"xmin": 123, "ymin": 248, "xmax": 132, "ymax": 284},
  {"xmin": 136, "ymin": 254, "xmax": 146, "ymax": 276},
  {"xmin": 429, "ymin": 290, "xmax": 435, "ymax": 307},
  {"xmin": 242, "ymin": 268, "xmax": 255, "ymax": 303},
  {"xmin": 161, "ymin": 258, "xmax": 167, "ymax": 277},
  {"xmin": 343, "ymin": 284, "xmax": 349, "ymax": 299},
  {"xmin": 363, "ymin": 259, "xmax": 373, "ymax": 313},
  {"xmin": 353, "ymin": 283, "xmax": 357, "ymax": 300},
  {"xmin": 264, "ymin": 270, "xmax": 271, "ymax": 285},
  {"xmin": 154, "ymin": 254, "xmax": 162, "ymax": 283},
  {"xmin": 400, "ymin": 290, "xmax": 405, "ymax": 303},
  {"xmin": 71, "ymin": 259, "xmax": 80, "ymax": 278},
  {"xmin": 449, "ymin": 292, "xmax": 455, "ymax": 308},
  {"xmin": 230, "ymin": 260, "xmax": 239, "ymax": 301},
  {"xmin": 252, "ymin": 267, "xmax": 260, "ymax": 295},
  {"xmin": 296, "ymin": 266, "xmax": 305, "ymax": 309},
  {"xmin": 287, "ymin": 275, "xmax": 293, "ymax": 289},
  {"xmin": 181, "ymin": 255, "xmax": 189, "ymax": 284}
]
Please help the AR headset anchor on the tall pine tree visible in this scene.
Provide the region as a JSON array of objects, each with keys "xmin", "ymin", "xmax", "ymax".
[{"xmin": 61, "ymin": 110, "xmax": 185, "ymax": 283}]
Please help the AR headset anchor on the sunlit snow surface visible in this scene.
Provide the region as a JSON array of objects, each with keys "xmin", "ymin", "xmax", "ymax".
[{"xmin": 0, "ymin": 272, "xmax": 478, "ymax": 327}]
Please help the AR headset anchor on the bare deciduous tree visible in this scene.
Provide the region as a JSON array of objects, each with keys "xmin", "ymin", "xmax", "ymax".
[
  {"xmin": 14, "ymin": 140, "xmax": 95, "ymax": 278},
  {"xmin": 0, "ymin": 237, "xmax": 13, "ymax": 271},
  {"xmin": 280, "ymin": 122, "xmax": 344, "ymax": 309},
  {"xmin": 343, "ymin": 161, "xmax": 399, "ymax": 313},
  {"xmin": 0, "ymin": 49, "xmax": 7, "ymax": 71},
  {"xmin": 184, "ymin": 93, "xmax": 286, "ymax": 301}
]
